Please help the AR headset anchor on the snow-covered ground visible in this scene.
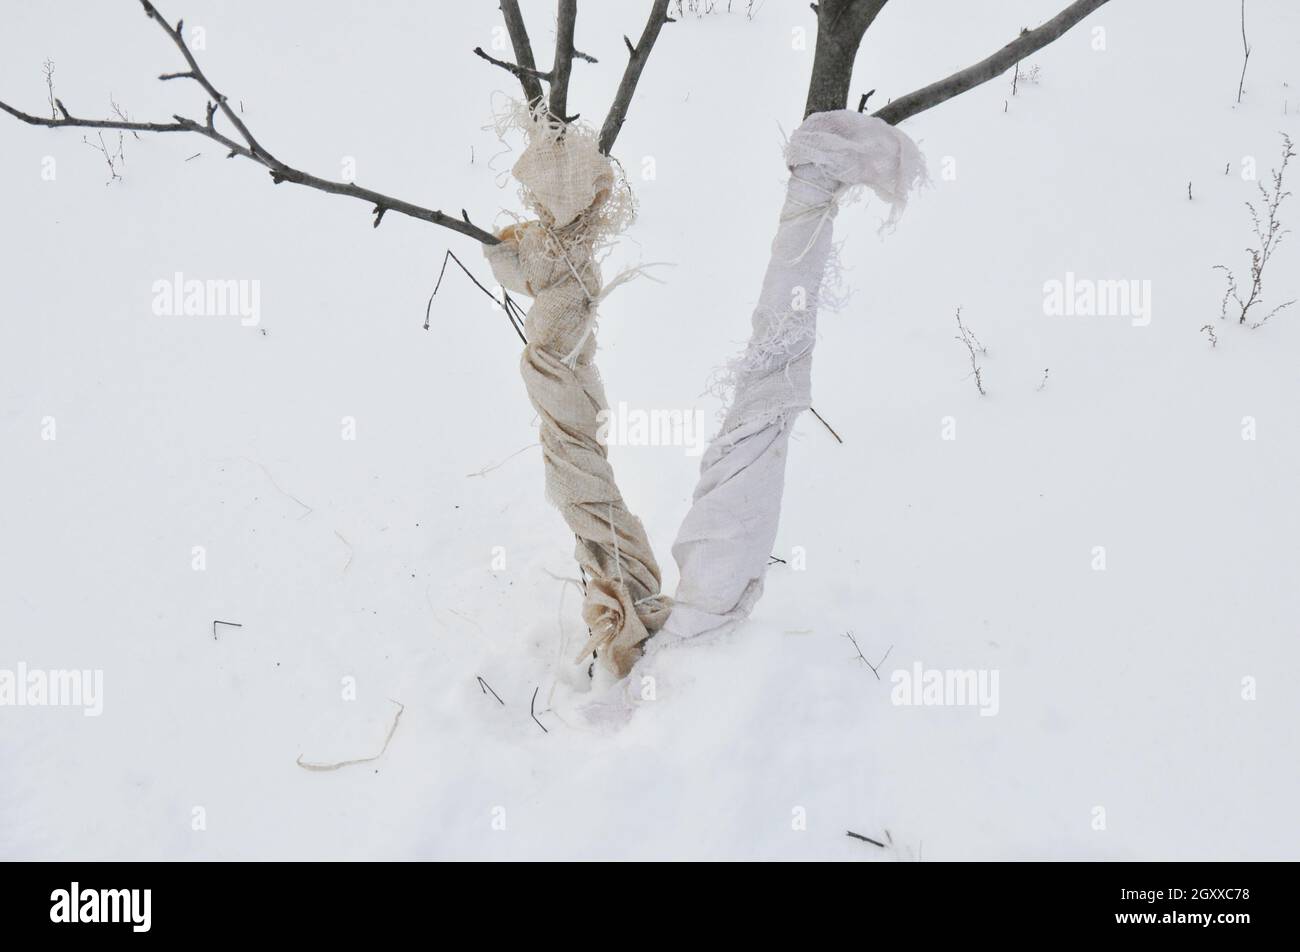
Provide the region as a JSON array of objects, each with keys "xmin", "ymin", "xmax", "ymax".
[{"xmin": 2, "ymin": 0, "xmax": 1298, "ymax": 860}]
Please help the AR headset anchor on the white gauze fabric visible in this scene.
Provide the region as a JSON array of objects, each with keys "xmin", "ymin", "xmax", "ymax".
[
  {"xmin": 483, "ymin": 107, "xmax": 670, "ymax": 677},
  {"xmin": 663, "ymin": 111, "xmax": 926, "ymax": 640}
]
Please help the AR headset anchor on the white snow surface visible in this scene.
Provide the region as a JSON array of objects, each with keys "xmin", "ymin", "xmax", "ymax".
[{"xmin": 1, "ymin": 0, "xmax": 1298, "ymax": 860}]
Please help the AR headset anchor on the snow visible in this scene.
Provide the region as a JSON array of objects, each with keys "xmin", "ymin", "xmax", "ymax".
[{"xmin": 2, "ymin": 0, "xmax": 1298, "ymax": 860}]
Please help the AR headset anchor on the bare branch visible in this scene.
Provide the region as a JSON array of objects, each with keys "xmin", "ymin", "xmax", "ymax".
[
  {"xmin": 473, "ymin": 46, "xmax": 552, "ymax": 84},
  {"xmin": 599, "ymin": 0, "xmax": 674, "ymax": 155},
  {"xmin": 549, "ymin": 0, "xmax": 579, "ymax": 121},
  {"xmin": 1, "ymin": 2, "xmax": 500, "ymax": 244},
  {"xmin": 498, "ymin": 0, "xmax": 546, "ymax": 107},
  {"xmin": 138, "ymin": 0, "xmax": 270, "ymax": 158},
  {"xmin": 1, "ymin": 99, "xmax": 190, "ymax": 134},
  {"xmin": 873, "ymin": 0, "xmax": 1110, "ymax": 125}
]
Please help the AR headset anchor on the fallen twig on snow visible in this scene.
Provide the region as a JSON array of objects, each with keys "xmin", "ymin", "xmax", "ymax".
[
  {"xmin": 212, "ymin": 619, "xmax": 242, "ymax": 640},
  {"xmin": 845, "ymin": 631, "xmax": 892, "ymax": 680},
  {"xmin": 476, "ymin": 676, "xmax": 505, "ymax": 705},
  {"xmin": 846, "ymin": 830, "xmax": 887, "ymax": 848},
  {"xmin": 809, "ymin": 406, "xmax": 843, "ymax": 443},
  {"xmin": 530, "ymin": 686, "xmax": 549, "ymax": 734}
]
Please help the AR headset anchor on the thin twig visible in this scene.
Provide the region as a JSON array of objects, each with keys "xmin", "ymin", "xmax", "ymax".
[
  {"xmin": 476, "ymin": 676, "xmax": 505, "ymax": 705},
  {"xmin": 425, "ymin": 249, "xmax": 528, "ymax": 344},
  {"xmin": 82, "ymin": 130, "xmax": 125, "ymax": 184},
  {"xmin": 845, "ymin": 632, "xmax": 891, "ymax": 680},
  {"xmin": 846, "ymin": 830, "xmax": 887, "ymax": 848},
  {"xmin": 808, "ymin": 406, "xmax": 843, "ymax": 443},
  {"xmin": 42, "ymin": 59, "xmax": 56, "ymax": 120},
  {"xmin": 1237, "ymin": 0, "xmax": 1251, "ymax": 104},
  {"xmin": 530, "ymin": 686, "xmax": 549, "ymax": 733},
  {"xmin": 472, "ymin": 46, "xmax": 552, "ymax": 84},
  {"xmin": 212, "ymin": 619, "xmax": 242, "ymax": 641},
  {"xmin": 954, "ymin": 307, "xmax": 987, "ymax": 396}
]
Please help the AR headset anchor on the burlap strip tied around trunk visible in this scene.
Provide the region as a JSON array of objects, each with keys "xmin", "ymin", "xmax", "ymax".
[{"xmin": 484, "ymin": 107, "xmax": 670, "ymax": 677}]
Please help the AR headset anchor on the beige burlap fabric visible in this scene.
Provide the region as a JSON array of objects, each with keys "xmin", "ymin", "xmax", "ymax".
[{"xmin": 485, "ymin": 110, "xmax": 669, "ymax": 677}]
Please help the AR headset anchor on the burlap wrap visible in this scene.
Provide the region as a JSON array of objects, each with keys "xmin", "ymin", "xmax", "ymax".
[{"xmin": 485, "ymin": 115, "xmax": 669, "ymax": 677}]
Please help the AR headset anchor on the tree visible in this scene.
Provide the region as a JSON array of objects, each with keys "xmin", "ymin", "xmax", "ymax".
[
  {"xmin": 1, "ymin": 0, "xmax": 676, "ymax": 677},
  {"xmin": 3, "ymin": 0, "xmax": 1119, "ymax": 674},
  {"xmin": 664, "ymin": 0, "xmax": 1114, "ymax": 640}
]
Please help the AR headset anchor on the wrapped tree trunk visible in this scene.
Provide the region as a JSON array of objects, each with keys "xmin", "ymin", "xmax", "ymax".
[
  {"xmin": 665, "ymin": 112, "xmax": 924, "ymax": 639},
  {"xmin": 662, "ymin": 0, "xmax": 1110, "ymax": 642},
  {"xmin": 485, "ymin": 113, "xmax": 670, "ymax": 676}
]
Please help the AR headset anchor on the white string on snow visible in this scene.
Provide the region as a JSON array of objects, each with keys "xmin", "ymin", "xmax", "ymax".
[{"xmin": 295, "ymin": 700, "xmax": 405, "ymax": 772}]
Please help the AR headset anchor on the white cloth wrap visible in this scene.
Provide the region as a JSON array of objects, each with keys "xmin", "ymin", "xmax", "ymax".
[{"xmin": 664, "ymin": 112, "xmax": 925, "ymax": 640}]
